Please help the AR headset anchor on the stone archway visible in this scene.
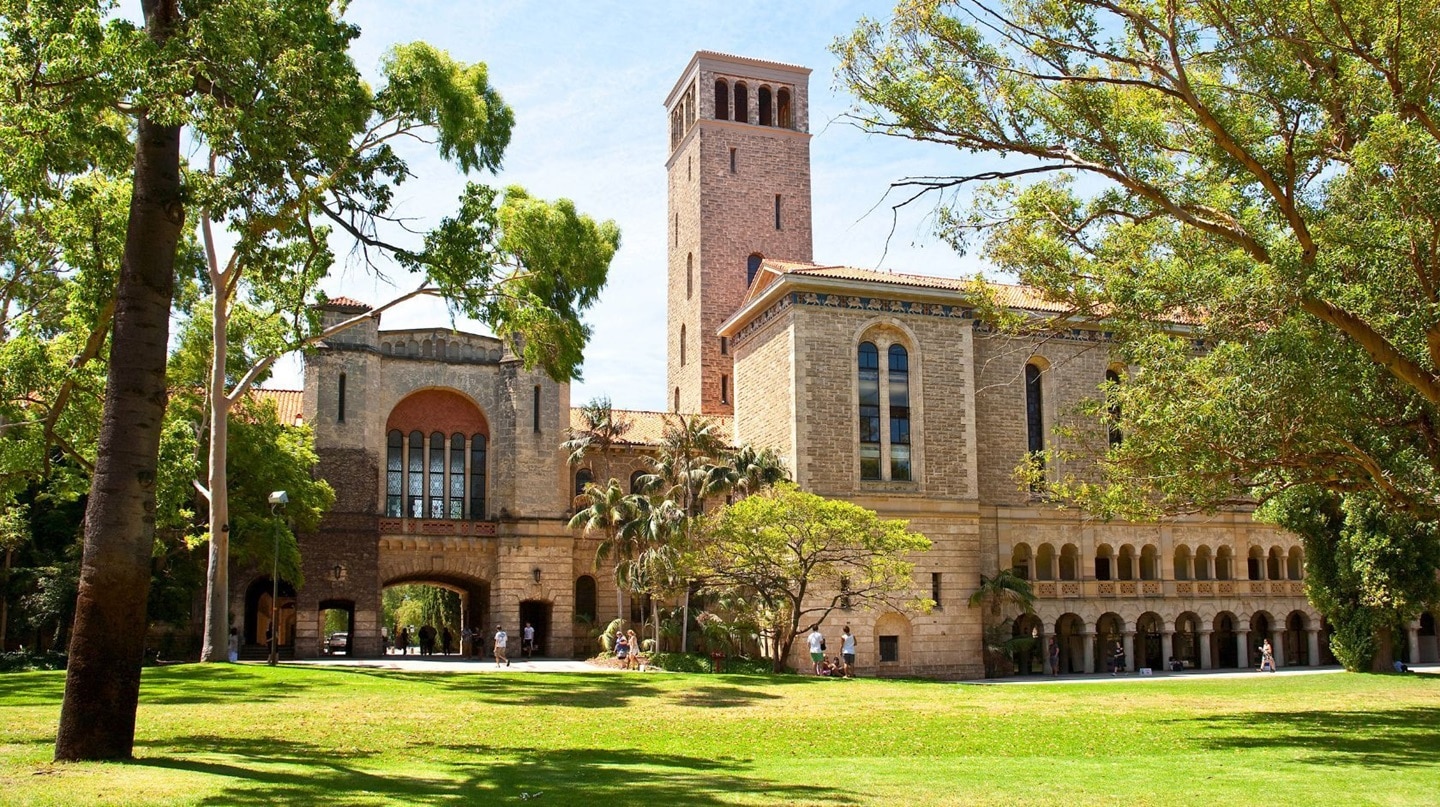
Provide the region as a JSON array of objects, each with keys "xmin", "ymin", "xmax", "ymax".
[
  {"xmin": 245, "ymin": 577, "xmax": 296, "ymax": 650},
  {"xmin": 1055, "ymin": 613, "xmax": 1086, "ymax": 674},
  {"xmin": 382, "ymin": 572, "xmax": 491, "ymax": 658},
  {"xmin": 1136, "ymin": 612, "xmax": 1164, "ymax": 670},
  {"xmin": 1213, "ymin": 611, "xmax": 1239, "ymax": 669}
]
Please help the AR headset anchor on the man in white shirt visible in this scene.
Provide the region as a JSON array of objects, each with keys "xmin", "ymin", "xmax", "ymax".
[
  {"xmin": 494, "ymin": 625, "xmax": 510, "ymax": 666},
  {"xmin": 806, "ymin": 625, "xmax": 825, "ymax": 675},
  {"xmin": 523, "ymin": 622, "xmax": 536, "ymax": 659}
]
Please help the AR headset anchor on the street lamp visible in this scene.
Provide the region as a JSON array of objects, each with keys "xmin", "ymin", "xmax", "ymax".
[{"xmin": 267, "ymin": 490, "xmax": 288, "ymax": 666}]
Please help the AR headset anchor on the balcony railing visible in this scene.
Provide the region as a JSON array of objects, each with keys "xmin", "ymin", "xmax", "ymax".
[
  {"xmin": 1029, "ymin": 578, "xmax": 1304, "ymax": 598},
  {"xmin": 377, "ymin": 518, "xmax": 497, "ymax": 537}
]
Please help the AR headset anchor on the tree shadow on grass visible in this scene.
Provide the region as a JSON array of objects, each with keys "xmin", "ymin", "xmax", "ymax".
[
  {"xmin": 668, "ymin": 684, "xmax": 783, "ymax": 708},
  {"xmin": 137, "ymin": 664, "xmax": 358, "ymax": 705},
  {"xmin": 1177, "ymin": 707, "xmax": 1440, "ymax": 768},
  {"xmin": 133, "ymin": 739, "xmax": 843, "ymax": 806}
]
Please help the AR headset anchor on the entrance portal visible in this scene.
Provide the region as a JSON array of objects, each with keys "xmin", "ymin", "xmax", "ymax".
[
  {"xmin": 245, "ymin": 577, "xmax": 297, "ymax": 649},
  {"xmin": 519, "ymin": 600, "xmax": 552, "ymax": 658}
]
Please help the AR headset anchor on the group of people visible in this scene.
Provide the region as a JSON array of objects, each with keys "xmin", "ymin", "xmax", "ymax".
[
  {"xmin": 390, "ymin": 622, "xmax": 538, "ymax": 662},
  {"xmin": 805, "ymin": 625, "xmax": 857, "ymax": 678},
  {"xmin": 614, "ymin": 628, "xmax": 645, "ymax": 669},
  {"xmin": 392, "ymin": 624, "xmax": 456, "ymax": 656}
]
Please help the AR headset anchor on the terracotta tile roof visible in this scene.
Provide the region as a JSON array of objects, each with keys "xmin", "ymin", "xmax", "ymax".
[
  {"xmin": 249, "ymin": 388, "xmax": 305, "ymax": 426},
  {"xmin": 764, "ymin": 260, "xmax": 1069, "ymax": 313},
  {"xmin": 318, "ymin": 296, "xmax": 372, "ymax": 312},
  {"xmin": 569, "ymin": 408, "xmax": 734, "ymax": 448}
]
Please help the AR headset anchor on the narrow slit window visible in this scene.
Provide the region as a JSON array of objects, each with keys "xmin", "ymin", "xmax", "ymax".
[
  {"xmin": 680, "ymin": 324, "xmax": 687, "ymax": 366},
  {"xmin": 720, "ymin": 336, "xmax": 728, "ymax": 355},
  {"xmin": 729, "ymin": 148, "xmax": 737, "ymax": 173},
  {"xmin": 720, "ymin": 374, "xmax": 729, "ymax": 404},
  {"xmin": 774, "ymin": 194, "xmax": 782, "ymax": 229},
  {"xmin": 337, "ymin": 372, "xmax": 346, "ymax": 423},
  {"xmin": 533, "ymin": 385, "xmax": 541, "ymax": 433}
]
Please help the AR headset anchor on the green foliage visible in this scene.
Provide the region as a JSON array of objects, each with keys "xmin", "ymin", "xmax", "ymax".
[
  {"xmin": 383, "ymin": 585, "xmax": 461, "ymax": 634},
  {"xmin": 697, "ymin": 483, "xmax": 932, "ymax": 671}
]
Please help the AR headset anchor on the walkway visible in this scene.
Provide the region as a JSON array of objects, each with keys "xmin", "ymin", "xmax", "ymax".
[{"xmin": 965, "ymin": 662, "xmax": 1439, "ymax": 685}]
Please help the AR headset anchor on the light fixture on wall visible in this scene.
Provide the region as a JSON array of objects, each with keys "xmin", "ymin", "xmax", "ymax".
[{"xmin": 532, "ymin": 567, "xmax": 542, "ymax": 584}]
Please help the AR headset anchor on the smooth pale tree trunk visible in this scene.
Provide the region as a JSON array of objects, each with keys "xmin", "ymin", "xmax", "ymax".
[
  {"xmin": 200, "ymin": 293, "xmax": 232, "ymax": 662},
  {"xmin": 1, "ymin": 547, "xmax": 11, "ymax": 649},
  {"xmin": 55, "ymin": 6, "xmax": 184, "ymax": 756}
]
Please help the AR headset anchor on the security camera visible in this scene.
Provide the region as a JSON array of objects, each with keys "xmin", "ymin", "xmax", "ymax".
[{"xmin": 268, "ymin": 491, "xmax": 289, "ymax": 505}]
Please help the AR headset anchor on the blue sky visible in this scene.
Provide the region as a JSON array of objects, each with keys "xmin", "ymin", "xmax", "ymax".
[{"xmin": 274, "ymin": 1, "xmax": 992, "ymax": 409}]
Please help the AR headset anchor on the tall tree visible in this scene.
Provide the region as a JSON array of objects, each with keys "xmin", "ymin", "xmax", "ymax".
[
  {"xmin": 567, "ymin": 479, "xmax": 644, "ymax": 633},
  {"xmin": 695, "ymin": 483, "xmax": 932, "ymax": 673},
  {"xmin": 562, "ymin": 396, "xmax": 633, "ymax": 488},
  {"xmin": 837, "ymin": 0, "xmax": 1440, "ymax": 668}
]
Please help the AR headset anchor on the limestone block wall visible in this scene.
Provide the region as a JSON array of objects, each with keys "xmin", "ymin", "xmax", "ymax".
[{"xmin": 731, "ymin": 309, "xmax": 796, "ymax": 469}]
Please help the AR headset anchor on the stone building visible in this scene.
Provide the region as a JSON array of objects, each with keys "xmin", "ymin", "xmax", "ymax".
[{"xmin": 240, "ymin": 50, "xmax": 1439, "ymax": 674}]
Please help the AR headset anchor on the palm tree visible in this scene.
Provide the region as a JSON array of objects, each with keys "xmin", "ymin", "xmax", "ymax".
[
  {"xmin": 567, "ymin": 479, "xmax": 642, "ymax": 636},
  {"xmin": 968, "ymin": 569, "xmax": 1037, "ymax": 677},
  {"xmin": 562, "ymin": 396, "xmax": 632, "ymax": 486}
]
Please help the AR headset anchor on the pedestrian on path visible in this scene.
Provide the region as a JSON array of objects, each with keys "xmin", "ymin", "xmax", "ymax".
[
  {"xmin": 523, "ymin": 622, "xmax": 536, "ymax": 659},
  {"xmin": 1260, "ymin": 639, "xmax": 1276, "ymax": 672},
  {"xmin": 807, "ymin": 625, "xmax": 826, "ymax": 675},
  {"xmin": 1049, "ymin": 637, "xmax": 1060, "ymax": 676},
  {"xmin": 494, "ymin": 625, "xmax": 510, "ymax": 666},
  {"xmin": 840, "ymin": 625, "xmax": 856, "ymax": 678}
]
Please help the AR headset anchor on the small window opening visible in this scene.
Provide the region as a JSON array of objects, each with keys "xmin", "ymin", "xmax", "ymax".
[
  {"xmin": 533, "ymin": 385, "xmax": 541, "ymax": 433},
  {"xmin": 758, "ymin": 86, "xmax": 772, "ymax": 126},
  {"xmin": 729, "ymin": 148, "xmax": 737, "ymax": 173},
  {"xmin": 733, "ymin": 82, "xmax": 748, "ymax": 123},
  {"xmin": 686, "ymin": 253, "xmax": 693, "ymax": 299},
  {"xmin": 714, "ymin": 78, "xmax": 729, "ymax": 120},
  {"xmin": 777, "ymin": 88, "xmax": 792, "ymax": 128},
  {"xmin": 674, "ymin": 212, "xmax": 679, "ymax": 247},
  {"xmin": 337, "ymin": 372, "xmax": 346, "ymax": 423},
  {"xmin": 673, "ymin": 387, "xmax": 680, "ymax": 413},
  {"xmin": 680, "ymin": 324, "xmax": 687, "ymax": 366},
  {"xmin": 879, "ymin": 635, "xmax": 899, "ymax": 663},
  {"xmin": 746, "ymin": 253, "xmax": 763, "ymax": 286},
  {"xmin": 931, "ymin": 573, "xmax": 942, "ymax": 607},
  {"xmin": 774, "ymin": 195, "xmax": 781, "ymax": 230},
  {"xmin": 720, "ymin": 336, "xmax": 728, "ymax": 355},
  {"xmin": 720, "ymin": 374, "xmax": 729, "ymax": 404},
  {"xmin": 687, "ymin": 156, "xmax": 692, "ymax": 181}
]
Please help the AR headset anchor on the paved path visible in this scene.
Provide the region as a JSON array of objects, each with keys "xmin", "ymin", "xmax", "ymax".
[{"xmin": 279, "ymin": 655, "xmax": 1439, "ymax": 682}]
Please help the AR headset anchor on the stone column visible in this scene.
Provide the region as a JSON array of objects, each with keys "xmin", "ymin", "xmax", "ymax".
[
  {"xmin": 1307, "ymin": 629, "xmax": 1321, "ymax": 667},
  {"xmin": 1040, "ymin": 629, "xmax": 1052, "ymax": 675},
  {"xmin": 1271, "ymin": 628, "xmax": 1285, "ymax": 669},
  {"xmin": 1199, "ymin": 630, "xmax": 1213, "ymax": 669},
  {"xmin": 1161, "ymin": 630, "xmax": 1175, "ymax": 671},
  {"xmin": 1122, "ymin": 631, "xmax": 1136, "ymax": 673},
  {"xmin": 1407, "ymin": 622, "xmax": 1421, "ymax": 666},
  {"xmin": 1081, "ymin": 631, "xmax": 1095, "ymax": 674},
  {"xmin": 1236, "ymin": 630, "xmax": 1250, "ymax": 669}
]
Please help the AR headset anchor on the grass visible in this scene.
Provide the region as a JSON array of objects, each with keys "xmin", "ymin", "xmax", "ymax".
[{"xmin": 1, "ymin": 665, "xmax": 1438, "ymax": 806}]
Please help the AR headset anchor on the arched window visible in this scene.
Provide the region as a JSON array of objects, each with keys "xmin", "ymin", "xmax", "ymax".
[
  {"xmin": 1216, "ymin": 546, "xmax": 1233, "ymax": 580},
  {"xmin": 858, "ymin": 342, "xmax": 881, "ymax": 480},
  {"xmin": 758, "ymin": 86, "xmax": 772, "ymax": 126},
  {"xmin": 428, "ymin": 431, "xmax": 445, "ymax": 518},
  {"xmin": 1174, "ymin": 545, "xmax": 1192, "ymax": 581},
  {"xmin": 1095, "ymin": 544, "xmax": 1114, "ymax": 581},
  {"xmin": 1036, "ymin": 543, "xmax": 1056, "ymax": 581},
  {"xmin": 1195, "ymin": 546, "xmax": 1213, "ymax": 580},
  {"xmin": 575, "ymin": 575, "xmax": 597, "ymax": 623},
  {"xmin": 407, "ymin": 430, "xmax": 424, "ymax": 518},
  {"xmin": 680, "ymin": 324, "xmax": 687, "ymax": 366},
  {"xmin": 686, "ymin": 253, "xmax": 693, "ymax": 299},
  {"xmin": 1060, "ymin": 544, "xmax": 1079, "ymax": 581},
  {"xmin": 1140, "ymin": 545, "xmax": 1158, "ymax": 580},
  {"xmin": 574, "ymin": 468, "xmax": 594, "ymax": 500},
  {"xmin": 714, "ymin": 78, "xmax": 729, "ymax": 120},
  {"xmin": 1287, "ymin": 546, "xmax": 1304, "ymax": 580},
  {"xmin": 1106, "ymin": 368, "xmax": 1122, "ymax": 446},
  {"xmin": 1118, "ymin": 545, "xmax": 1135, "ymax": 581},
  {"xmin": 1248, "ymin": 547, "xmax": 1264, "ymax": 580},
  {"xmin": 777, "ymin": 88, "xmax": 792, "ymax": 128},
  {"xmin": 1267, "ymin": 547, "xmax": 1283, "ymax": 580},
  {"xmin": 630, "ymin": 470, "xmax": 647, "ymax": 495},
  {"xmin": 733, "ymin": 82, "xmax": 748, "ymax": 123},
  {"xmin": 746, "ymin": 253, "xmax": 763, "ymax": 286},
  {"xmin": 888, "ymin": 344, "xmax": 911, "ymax": 481},
  {"xmin": 386, "ymin": 430, "xmax": 404, "ymax": 517},
  {"xmin": 1011, "ymin": 544, "xmax": 1032, "ymax": 580}
]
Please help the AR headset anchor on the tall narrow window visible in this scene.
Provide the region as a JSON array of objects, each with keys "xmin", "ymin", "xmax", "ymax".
[
  {"xmin": 746, "ymin": 253, "xmax": 763, "ymax": 286},
  {"xmin": 758, "ymin": 86, "xmax": 772, "ymax": 126},
  {"xmin": 428, "ymin": 431, "xmax": 445, "ymax": 518},
  {"xmin": 733, "ymin": 82, "xmax": 748, "ymax": 123},
  {"xmin": 686, "ymin": 253, "xmax": 693, "ymax": 299},
  {"xmin": 673, "ymin": 387, "xmax": 680, "ymax": 413},
  {"xmin": 1106, "ymin": 369, "xmax": 1123, "ymax": 447},
  {"xmin": 574, "ymin": 468, "xmax": 594, "ymax": 499},
  {"xmin": 774, "ymin": 194, "xmax": 782, "ymax": 229},
  {"xmin": 448, "ymin": 434, "xmax": 465, "ymax": 519},
  {"xmin": 777, "ymin": 88, "xmax": 792, "ymax": 128},
  {"xmin": 729, "ymin": 147, "xmax": 737, "ymax": 173},
  {"xmin": 386, "ymin": 430, "xmax": 403, "ymax": 517},
  {"xmin": 1025, "ymin": 363, "xmax": 1045, "ymax": 479},
  {"xmin": 931, "ymin": 573, "xmax": 942, "ymax": 607},
  {"xmin": 888, "ymin": 344, "xmax": 911, "ymax": 481},
  {"xmin": 533, "ymin": 385, "xmax": 542, "ymax": 433},
  {"xmin": 674, "ymin": 212, "xmax": 679, "ymax": 246},
  {"xmin": 720, "ymin": 336, "xmax": 728, "ymax": 355},
  {"xmin": 469, "ymin": 434, "xmax": 487, "ymax": 518},
  {"xmin": 337, "ymin": 372, "xmax": 346, "ymax": 423},
  {"xmin": 720, "ymin": 374, "xmax": 729, "ymax": 404},
  {"xmin": 714, "ymin": 79, "xmax": 729, "ymax": 120},
  {"xmin": 859, "ymin": 342, "xmax": 881, "ymax": 480},
  {"xmin": 407, "ymin": 430, "xmax": 424, "ymax": 518},
  {"xmin": 680, "ymin": 324, "xmax": 687, "ymax": 366}
]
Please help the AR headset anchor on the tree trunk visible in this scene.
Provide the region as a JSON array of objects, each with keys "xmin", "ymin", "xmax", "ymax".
[
  {"xmin": 1, "ymin": 547, "xmax": 10, "ymax": 650},
  {"xmin": 1370, "ymin": 625, "xmax": 1396, "ymax": 673},
  {"xmin": 200, "ymin": 288, "xmax": 231, "ymax": 662},
  {"xmin": 54, "ymin": 0, "xmax": 184, "ymax": 761}
]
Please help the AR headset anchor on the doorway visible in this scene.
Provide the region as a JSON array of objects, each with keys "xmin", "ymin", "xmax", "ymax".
[{"xmin": 519, "ymin": 600, "xmax": 552, "ymax": 658}]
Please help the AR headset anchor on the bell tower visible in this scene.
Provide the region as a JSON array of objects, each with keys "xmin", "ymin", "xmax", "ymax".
[{"xmin": 664, "ymin": 51, "xmax": 813, "ymax": 415}]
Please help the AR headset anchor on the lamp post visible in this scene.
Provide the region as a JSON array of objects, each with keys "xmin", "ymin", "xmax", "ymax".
[{"xmin": 267, "ymin": 490, "xmax": 288, "ymax": 666}]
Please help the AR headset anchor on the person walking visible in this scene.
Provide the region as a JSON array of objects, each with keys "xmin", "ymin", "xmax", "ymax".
[
  {"xmin": 806, "ymin": 625, "xmax": 826, "ymax": 675},
  {"xmin": 1110, "ymin": 640, "xmax": 1125, "ymax": 675},
  {"xmin": 1260, "ymin": 639, "xmax": 1276, "ymax": 672},
  {"xmin": 625, "ymin": 629, "xmax": 640, "ymax": 670},
  {"xmin": 494, "ymin": 625, "xmax": 510, "ymax": 666},
  {"xmin": 227, "ymin": 627, "xmax": 240, "ymax": 663},
  {"xmin": 441, "ymin": 626, "xmax": 453, "ymax": 656},
  {"xmin": 1048, "ymin": 637, "xmax": 1061, "ymax": 676},
  {"xmin": 396, "ymin": 627, "xmax": 410, "ymax": 656},
  {"xmin": 840, "ymin": 625, "xmax": 856, "ymax": 678},
  {"xmin": 523, "ymin": 622, "xmax": 536, "ymax": 659}
]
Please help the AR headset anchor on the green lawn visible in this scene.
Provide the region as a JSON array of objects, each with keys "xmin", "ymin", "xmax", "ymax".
[{"xmin": 1, "ymin": 665, "xmax": 1437, "ymax": 806}]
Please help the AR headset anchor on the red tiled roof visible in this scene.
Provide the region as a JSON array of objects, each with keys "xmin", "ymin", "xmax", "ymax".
[
  {"xmin": 318, "ymin": 296, "xmax": 372, "ymax": 312},
  {"xmin": 250, "ymin": 388, "xmax": 304, "ymax": 426},
  {"xmin": 569, "ymin": 408, "xmax": 734, "ymax": 448}
]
